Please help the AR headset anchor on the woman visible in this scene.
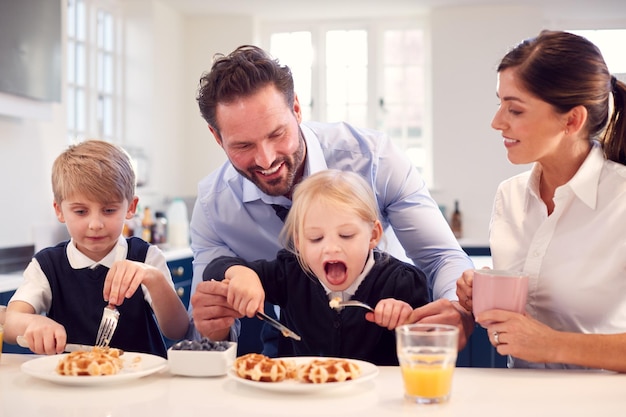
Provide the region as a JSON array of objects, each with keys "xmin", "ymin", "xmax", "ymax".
[{"xmin": 456, "ymin": 30, "xmax": 626, "ymax": 372}]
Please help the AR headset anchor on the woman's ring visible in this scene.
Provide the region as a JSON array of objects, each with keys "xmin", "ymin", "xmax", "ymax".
[{"xmin": 493, "ymin": 331, "xmax": 500, "ymax": 345}]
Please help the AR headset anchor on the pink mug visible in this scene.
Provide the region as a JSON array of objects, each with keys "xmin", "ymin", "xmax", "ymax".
[{"xmin": 472, "ymin": 269, "xmax": 528, "ymax": 316}]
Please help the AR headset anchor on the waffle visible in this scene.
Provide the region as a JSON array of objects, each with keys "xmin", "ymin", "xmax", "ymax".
[
  {"xmin": 233, "ymin": 353, "xmax": 361, "ymax": 384},
  {"xmin": 296, "ymin": 358, "xmax": 361, "ymax": 383},
  {"xmin": 329, "ymin": 297, "xmax": 341, "ymax": 308},
  {"xmin": 56, "ymin": 347, "xmax": 124, "ymax": 376},
  {"xmin": 233, "ymin": 353, "xmax": 295, "ymax": 382}
]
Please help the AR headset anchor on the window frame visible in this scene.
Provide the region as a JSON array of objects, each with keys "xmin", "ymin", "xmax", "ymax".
[
  {"xmin": 259, "ymin": 17, "xmax": 433, "ymax": 185},
  {"xmin": 66, "ymin": 0, "xmax": 124, "ymax": 145}
]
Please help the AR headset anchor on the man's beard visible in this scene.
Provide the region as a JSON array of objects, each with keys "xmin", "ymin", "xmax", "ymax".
[{"xmin": 235, "ymin": 136, "xmax": 305, "ymax": 197}]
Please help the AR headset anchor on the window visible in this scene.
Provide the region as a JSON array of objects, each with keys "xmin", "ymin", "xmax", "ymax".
[
  {"xmin": 261, "ymin": 19, "xmax": 431, "ymax": 184},
  {"xmin": 325, "ymin": 29, "xmax": 369, "ymax": 126},
  {"xmin": 268, "ymin": 31, "xmax": 314, "ymax": 122},
  {"xmin": 66, "ymin": 0, "xmax": 123, "ymax": 144},
  {"xmin": 569, "ymin": 29, "xmax": 626, "ymax": 77}
]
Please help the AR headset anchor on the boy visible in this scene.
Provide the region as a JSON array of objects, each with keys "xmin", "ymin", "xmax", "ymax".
[{"xmin": 4, "ymin": 140, "xmax": 188, "ymax": 357}]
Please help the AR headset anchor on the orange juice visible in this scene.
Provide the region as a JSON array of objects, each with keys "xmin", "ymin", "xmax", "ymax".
[
  {"xmin": 401, "ymin": 364, "xmax": 454, "ymax": 398},
  {"xmin": 0, "ymin": 305, "xmax": 5, "ymax": 362},
  {"xmin": 396, "ymin": 324, "xmax": 459, "ymax": 403}
]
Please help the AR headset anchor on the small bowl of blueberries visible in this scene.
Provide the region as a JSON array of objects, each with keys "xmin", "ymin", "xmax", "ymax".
[{"xmin": 167, "ymin": 338, "xmax": 237, "ymax": 377}]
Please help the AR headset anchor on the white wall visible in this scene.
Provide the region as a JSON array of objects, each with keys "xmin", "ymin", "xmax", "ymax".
[
  {"xmin": 0, "ymin": 98, "xmax": 67, "ymax": 249},
  {"xmin": 124, "ymin": 0, "xmax": 189, "ymax": 207},
  {"xmin": 182, "ymin": 15, "xmax": 258, "ymax": 196},
  {"xmin": 1, "ymin": 0, "xmax": 624, "ymax": 251},
  {"xmin": 429, "ymin": 5, "xmax": 541, "ymax": 242}
]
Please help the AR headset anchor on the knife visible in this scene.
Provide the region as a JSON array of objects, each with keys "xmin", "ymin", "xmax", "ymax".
[
  {"xmin": 255, "ymin": 311, "xmax": 301, "ymax": 341},
  {"xmin": 17, "ymin": 335, "xmax": 98, "ymax": 353},
  {"xmin": 65, "ymin": 343, "xmax": 97, "ymax": 352}
]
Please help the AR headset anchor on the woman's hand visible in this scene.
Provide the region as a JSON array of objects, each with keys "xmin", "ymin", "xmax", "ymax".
[
  {"xmin": 478, "ymin": 309, "xmax": 560, "ymax": 364},
  {"xmin": 456, "ymin": 268, "xmax": 481, "ymax": 312}
]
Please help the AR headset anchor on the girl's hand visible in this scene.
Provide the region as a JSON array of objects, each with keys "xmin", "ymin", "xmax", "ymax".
[
  {"xmin": 224, "ymin": 265, "xmax": 265, "ymax": 317},
  {"xmin": 367, "ymin": 298, "xmax": 413, "ymax": 330}
]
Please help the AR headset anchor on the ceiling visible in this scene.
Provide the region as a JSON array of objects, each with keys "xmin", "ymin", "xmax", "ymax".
[{"xmin": 155, "ymin": 0, "xmax": 626, "ymax": 20}]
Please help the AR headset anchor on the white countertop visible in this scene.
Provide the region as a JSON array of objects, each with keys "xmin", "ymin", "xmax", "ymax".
[
  {"xmin": 0, "ymin": 353, "xmax": 624, "ymax": 417},
  {"xmin": 161, "ymin": 246, "xmax": 193, "ymax": 262},
  {"xmin": 0, "ymin": 247, "xmax": 193, "ymax": 294},
  {"xmin": 0, "ymin": 272, "xmax": 23, "ymax": 294}
]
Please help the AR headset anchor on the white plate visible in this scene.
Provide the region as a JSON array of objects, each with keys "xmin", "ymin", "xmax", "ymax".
[
  {"xmin": 228, "ymin": 356, "xmax": 378, "ymax": 393},
  {"xmin": 21, "ymin": 352, "xmax": 167, "ymax": 386}
]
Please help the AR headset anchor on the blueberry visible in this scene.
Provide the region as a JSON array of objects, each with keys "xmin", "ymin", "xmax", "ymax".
[
  {"xmin": 171, "ymin": 341, "xmax": 185, "ymax": 350},
  {"xmin": 171, "ymin": 338, "xmax": 231, "ymax": 352}
]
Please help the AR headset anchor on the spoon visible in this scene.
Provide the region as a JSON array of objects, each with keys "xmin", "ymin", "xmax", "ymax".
[{"xmin": 329, "ymin": 297, "xmax": 374, "ymax": 312}]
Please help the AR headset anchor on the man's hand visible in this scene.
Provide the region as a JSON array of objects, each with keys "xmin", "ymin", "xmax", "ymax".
[
  {"xmin": 190, "ymin": 279, "xmax": 241, "ymax": 341},
  {"xmin": 408, "ymin": 299, "xmax": 475, "ymax": 350}
]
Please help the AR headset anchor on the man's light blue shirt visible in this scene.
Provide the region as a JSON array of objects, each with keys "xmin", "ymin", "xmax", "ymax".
[{"xmin": 188, "ymin": 121, "xmax": 473, "ymax": 338}]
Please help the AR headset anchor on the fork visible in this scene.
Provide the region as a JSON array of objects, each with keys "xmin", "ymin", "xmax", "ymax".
[
  {"xmin": 94, "ymin": 245, "xmax": 125, "ymax": 347},
  {"xmin": 95, "ymin": 304, "xmax": 120, "ymax": 347},
  {"xmin": 329, "ymin": 298, "xmax": 374, "ymax": 312}
]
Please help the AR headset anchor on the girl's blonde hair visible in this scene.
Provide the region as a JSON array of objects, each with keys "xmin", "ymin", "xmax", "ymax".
[
  {"xmin": 51, "ymin": 140, "xmax": 136, "ymax": 205},
  {"xmin": 280, "ymin": 169, "xmax": 382, "ymax": 275}
]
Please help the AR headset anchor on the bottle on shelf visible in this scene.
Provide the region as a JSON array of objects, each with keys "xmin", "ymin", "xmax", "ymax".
[
  {"xmin": 131, "ymin": 211, "xmax": 143, "ymax": 238},
  {"xmin": 450, "ymin": 200, "xmax": 463, "ymax": 239},
  {"xmin": 122, "ymin": 218, "xmax": 134, "ymax": 238},
  {"xmin": 141, "ymin": 206, "xmax": 155, "ymax": 243},
  {"xmin": 166, "ymin": 198, "xmax": 189, "ymax": 248},
  {"xmin": 153, "ymin": 211, "xmax": 167, "ymax": 245}
]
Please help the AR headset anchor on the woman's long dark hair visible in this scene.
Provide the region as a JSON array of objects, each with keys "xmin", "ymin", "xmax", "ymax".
[{"xmin": 498, "ymin": 30, "xmax": 626, "ymax": 165}]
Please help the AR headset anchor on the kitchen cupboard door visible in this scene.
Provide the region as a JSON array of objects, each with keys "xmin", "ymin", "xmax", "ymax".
[
  {"xmin": 0, "ymin": 290, "xmax": 32, "ymax": 354},
  {"xmin": 163, "ymin": 257, "xmax": 193, "ymax": 348},
  {"xmin": 459, "ymin": 325, "xmax": 507, "ymax": 368},
  {"xmin": 167, "ymin": 257, "xmax": 193, "ymax": 310}
]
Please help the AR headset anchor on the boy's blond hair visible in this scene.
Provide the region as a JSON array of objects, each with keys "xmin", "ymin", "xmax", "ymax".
[
  {"xmin": 280, "ymin": 169, "xmax": 382, "ymax": 275},
  {"xmin": 51, "ymin": 140, "xmax": 136, "ymax": 205}
]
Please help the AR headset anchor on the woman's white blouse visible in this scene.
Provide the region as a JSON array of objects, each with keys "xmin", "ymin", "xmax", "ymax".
[{"xmin": 490, "ymin": 143, "xmax": 626, "ymax": 368}]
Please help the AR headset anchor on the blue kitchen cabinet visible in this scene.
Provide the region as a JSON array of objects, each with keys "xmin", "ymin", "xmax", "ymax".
[
  {"xmin": 457, "ymin": 325, "xmax": 507, "ymax": 368},
  {"xmin": 163, "ymin": 256, "xmax": 193, "ymax": 348},
  {"xmin": 167, "ymin": 257, "xmax": 193, "ymax": 310},
  {"xmin": 1, "ymin": 290, "xmax": 32, "ymax": 354}
]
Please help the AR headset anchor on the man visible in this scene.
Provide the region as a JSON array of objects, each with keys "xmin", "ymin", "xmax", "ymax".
[{"xmin": 189, "ymin": 45, "xmax": 475, "ymax": 351}]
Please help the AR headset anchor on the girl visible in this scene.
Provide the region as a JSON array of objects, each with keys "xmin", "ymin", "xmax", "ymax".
[{"xmin": 203, "ymin": 169, "xmax": 429, "ymax": 365}]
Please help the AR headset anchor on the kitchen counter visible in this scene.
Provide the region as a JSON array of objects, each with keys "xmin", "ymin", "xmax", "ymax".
[
  {"xmin": 0, "ymin": 247, "xmax": 193, "ymax": 294},
  {"xmin": 0, "ymin": 272, "xmax": 23, "ymax": 294},
  {"xmin": 1, "ymin": 353, "xmax": 624, "ymax": 416}
]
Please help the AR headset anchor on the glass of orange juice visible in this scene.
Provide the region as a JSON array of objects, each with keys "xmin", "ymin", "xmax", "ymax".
[
  {"xmin": 396, "ymin": 323, "xmax": 459, "ymax": 404},
  {"xmin": 0, "ymin": 305, "xmax": 6, "ymax": 363}
]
